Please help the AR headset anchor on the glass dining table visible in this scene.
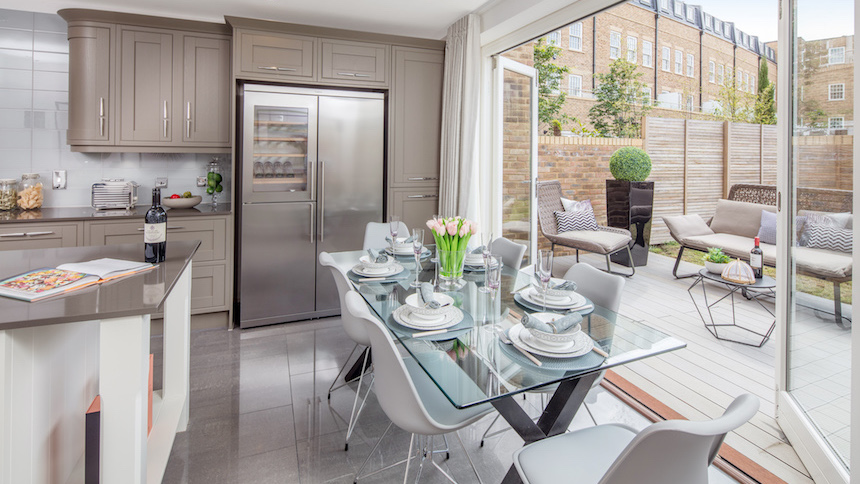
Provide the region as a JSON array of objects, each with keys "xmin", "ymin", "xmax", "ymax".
[{"xmin": 330, "ymin": 249, "xmax": 685, "ymax": 483}]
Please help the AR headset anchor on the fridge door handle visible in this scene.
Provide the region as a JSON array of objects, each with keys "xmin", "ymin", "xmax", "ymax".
[
  {"xmin": 319, "ymin": 161, "xmax": 325, "ymax": 242},
  {"xmin": 309, "ymin": 203, "xmax": 315, "ymax": 244}
]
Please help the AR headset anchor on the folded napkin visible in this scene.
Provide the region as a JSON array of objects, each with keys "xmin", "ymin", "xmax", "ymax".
[
  {"xmin": 532, "ymin": 277, "xmax": 577, "ymax": 292},
  {"xmin": 385, "ymin": 235, "xmax": 414, "ymax": 245},
  {"xmin": 366, "ymin": 249, "xmax": 389, "ymax": 264},
  {"xmin": 470, "ymin": 245, "xmax": 486, "ymax": 254},
  {"xmin": 418, "ymin": 282, "xmax": 440, "ymax": 309},
  {"xmin": 522, "ymin": 311, "xmax": 582, "ymax": 334}
]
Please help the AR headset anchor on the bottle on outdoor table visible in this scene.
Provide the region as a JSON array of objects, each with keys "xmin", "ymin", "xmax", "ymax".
[{"xmin": 750, "ymin": 236, "xmax": 763, "ymax": 279}]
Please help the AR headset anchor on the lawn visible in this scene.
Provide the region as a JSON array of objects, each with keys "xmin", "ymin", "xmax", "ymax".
[{"xmin": 650, "ymin": 242, "xmax": 852, "ymax": 304}]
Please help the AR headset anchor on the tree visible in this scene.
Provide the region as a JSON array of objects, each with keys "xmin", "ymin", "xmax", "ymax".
[
  {"xmin": 533, "ymin": 38, "xmax": 573, "ymax": 132},
  {"xmin": 588, "ymin": 59, "xmax": 652, "ymax": 138},
  {"xmin": 753, "ymin": 59, "xmax": 776, "ymax": 125},
  {"xmin": 714, "ymin": 68, "xmax": 753, "ymax": 123}
]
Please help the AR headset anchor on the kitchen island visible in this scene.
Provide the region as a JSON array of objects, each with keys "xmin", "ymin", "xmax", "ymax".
[{"xmin": 0, "ymin": 241, "xmax": 199, "ymax": 484}]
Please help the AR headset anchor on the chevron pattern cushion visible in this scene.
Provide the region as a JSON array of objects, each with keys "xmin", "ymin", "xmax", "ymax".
[
  {"xmin": 555, "ymin": 200, "xmax": 598, "ymax": 232},
  {"xmin": 805, "ymin": 223, "xmax": 853, "ymax": 253}
]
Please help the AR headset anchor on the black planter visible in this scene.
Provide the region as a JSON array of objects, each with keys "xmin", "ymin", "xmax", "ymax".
[{"xmin": 606, "ymin": 180, "xmax": 655, "ymax": 267}]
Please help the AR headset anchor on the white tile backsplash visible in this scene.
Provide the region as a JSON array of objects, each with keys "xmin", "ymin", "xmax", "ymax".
[{"xmin": 0, "ymin": 8, "xmax": 233, "ymax": 208}]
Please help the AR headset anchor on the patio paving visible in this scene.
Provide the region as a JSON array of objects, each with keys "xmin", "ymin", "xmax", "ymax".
[{"xmin": 553, "ymin": 250, "xmax": 850, "ymax": 484}]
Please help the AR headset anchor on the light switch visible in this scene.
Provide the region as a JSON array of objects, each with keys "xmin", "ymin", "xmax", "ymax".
[
  {"xmin": 155, "ymin": 177, "xmax": 168, "ymax": 188},
  {"xmin": 52, "ymin": 170, "xmax": 66, "ymax": 189},
  {"xmin": 196, "ymin": 176, "xmax": 207, "ymax": 187}
]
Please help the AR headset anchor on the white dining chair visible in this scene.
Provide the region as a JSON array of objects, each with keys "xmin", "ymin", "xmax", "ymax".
[
  {"xmin": 513, "ymin": 394, "xmax": 760, "ymax": 484},
  {"xmin": 318, "ymin": 252, "xmax": 374, "ymax": 451},
  {"xmin": 363, "ymin": 221, "xmax": 410, "ymax": 250},
  {"xmin": 344, "ymin": 290, "xmax": 493, "ymax": 484},
  {"xmin": 479, "ymin": 262, "xmax": 626, "ymax": 446},
  {"xmin": 491, "ymin": 237, "xmax": 527, "ymax": 270}
]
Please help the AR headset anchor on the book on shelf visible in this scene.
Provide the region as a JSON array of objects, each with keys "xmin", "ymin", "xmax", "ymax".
[{"xmin": 0, "ymin": 258, "xmax": 155, "ymax": 302}]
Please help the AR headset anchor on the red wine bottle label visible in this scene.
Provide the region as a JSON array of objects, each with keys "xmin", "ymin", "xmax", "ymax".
[
  {"xmin": 144, "ymin": 223, "xmax": 166, "ymax": 243},
  {"xmin": 750, "ymin": 253, "xmax": 762, "ymax": 268}
]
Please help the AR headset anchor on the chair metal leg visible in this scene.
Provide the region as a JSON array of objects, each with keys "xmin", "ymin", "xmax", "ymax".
[
  {"xmin": 354, "ymin": 422, "xmax": 393, "ymax": 482},
  {"xmin": 403, "ymin": 433, "xmax": 415, "ymax": 484},
  {"xmin": 575, "ymin": 249, "xmax": 580, "ymax": 263},
  {"xmin": 455, "ymin": 430, "xmax": 484, "ymax": 484},
  {"xmin": 345, "ymin": 349, "xmax": 372, "ymax": 451},
  {"xmin": 584, "ymin": 402, "xmax": 597, "ymax": 425},
  {"xmin": 479, "ymin": 414, "xmax": 501, "ymax": 447},
  {"xmin": 603, "ymin": 246, "xmax": 635, "ymax": 277},
  {"xmin": 672, "ymin": 246, "xmax": 698, "ymax": 279},
  {"xmin": 329, "ymin": 343, "xmax": 360, "ymax": 399}
]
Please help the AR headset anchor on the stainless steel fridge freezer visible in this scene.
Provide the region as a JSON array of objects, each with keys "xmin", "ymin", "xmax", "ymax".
[{"xmin": 238, "ymin": 84, "xmax": 385, "ymax": 328}]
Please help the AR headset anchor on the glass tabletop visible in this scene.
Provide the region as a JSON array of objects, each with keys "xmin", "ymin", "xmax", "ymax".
[{"xmin": 330, "ymin": 249, "xmax": 686, "ymax": 409}]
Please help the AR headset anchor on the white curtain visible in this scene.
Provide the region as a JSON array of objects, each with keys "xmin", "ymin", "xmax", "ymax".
[{"xmin": 439, "ymin": 14, "xmax": 481, "ymax": 222}]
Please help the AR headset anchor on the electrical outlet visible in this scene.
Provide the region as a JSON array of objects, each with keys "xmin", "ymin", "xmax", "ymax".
[
  {"xmin": 155, "ymin": 177, "xmax": 168, "ymax": 188},
  {"xmin": 196, "ymin": 176, "xmax": 207, "ymax": 187},
  {"xmin": 52, "ymin": 170, "xmax": 67, "ymax": 189}
]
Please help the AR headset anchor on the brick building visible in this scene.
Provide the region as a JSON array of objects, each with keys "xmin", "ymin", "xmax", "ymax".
[
  {"xmin": 525, "ymin": 0, "xmax": 778, "ymax": 131},
  {"xmin": 766, "ymin": 35, "xmax": 854, "ymax": 134}
]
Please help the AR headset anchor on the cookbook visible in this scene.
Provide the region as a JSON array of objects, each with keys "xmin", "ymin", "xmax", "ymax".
[{"xmin": 0, "ymin": 258, "xmax": 155, "ymax": 302}]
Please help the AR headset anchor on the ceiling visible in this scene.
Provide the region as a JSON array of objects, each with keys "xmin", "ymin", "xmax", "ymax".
[{"xmin": 8, "ymin": 0, "xmax": 497, "ymax": 39}]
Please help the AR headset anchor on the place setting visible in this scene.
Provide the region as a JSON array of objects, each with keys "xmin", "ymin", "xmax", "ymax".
[
  {"xmin": 388, "ymin": 282, "xmax": 473, "ymax": 341},
  {"xmin": 348, "ymin": 249, "xmax": 408, "ymax": 283}
]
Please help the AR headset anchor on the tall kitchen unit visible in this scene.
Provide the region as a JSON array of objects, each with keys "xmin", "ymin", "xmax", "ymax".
[{"xmin": 237, "ymin": 84, "xmax": 384, "ymax": 328}]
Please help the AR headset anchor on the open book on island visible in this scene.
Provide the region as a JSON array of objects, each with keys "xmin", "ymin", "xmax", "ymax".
[{"xmin": 0, "ymin": 258, "xmax": 155, "ymax": 302}]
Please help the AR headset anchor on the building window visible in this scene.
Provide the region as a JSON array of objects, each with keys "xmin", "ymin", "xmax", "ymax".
[
  {"xmin": 675, "ymin": 50, "xmax": 683, "ymax": 74},
  {"xmin": 704, "ymin": 14, "xmax": 712, "ymax": 29},
  {"xmin": 708, "ymin": 61, "xmax": 715, "ymax": 82},
  {"xmin": 662, "ymin": 46, "xmax": 671, "ymax": 71},
  {"xmin": 547, "ymin": 31, "xmax": 561, "ymax": 47},
  {"xmin": 686, "ymin": 95, "xmax": 695, "ymax": 111},
  {"xmin": 569, "ymin": 75, "xmax": 582, "ymax": 97},
  {"xmin": 736, "ymin": 69, "xmax": 742, "ymax": 88},
  {"xmin": 723, "ymin": 22, "xmax": 732, "ymax": 37},
  {"xmin": 829, "ymin": 83, "xmax": 845, "ymax": 100},
  {"xmin": 829, "ymin": 46, "xmax": 846, "ymax": 64},
  {"xmin": 717, "ymin": 64, "xmax": 724, "ymax": 85},
  {"xmin": 686, "ymin": 54, "xmax": 694, "ymax": 77},
  {"xmin": 568, "ymin": 23, "xmax": 583, "ymax": 51},
  {"xmin": 829, "ymin": 117, "xmax": 845, "ymax": 129},
  {"xmin": 627, "ymin": 36, "xmax": 637, "ymax": 63},
  {"xmin": 643, "ymin": 87, "xmax": 652, "ymax": 104},
  {"xmin": 674, "ymin": 1, "xmax": 683, "ymax": 16},
  {"xmin": 643, "ymin": 41, "xmax": 653, "ymax": 67},
  {"xmin": 660, "ymin": 0, "xmax": 668, "ymax": 9},
  {"xmin": 715, "ymin": 20, "xmax": 722, "ymax": 33},
  {"xmin": 610, "ymin": 31, "xmax": 621, "ymax": 59},
  {"xmin": 686, "ymin": 6, "xmax": 696, "ymax": 22},
  {"xmin": 744, "ymin": 72, "xmax": 750, "ymax": 91}
]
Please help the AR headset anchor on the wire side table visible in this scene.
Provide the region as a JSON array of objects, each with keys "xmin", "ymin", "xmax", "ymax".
[{"xmin": 687, "ymin": 269, "xmax": 776, "ymax": 347}]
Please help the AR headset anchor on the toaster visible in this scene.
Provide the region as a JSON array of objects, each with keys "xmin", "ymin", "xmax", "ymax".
[{"xmin": 92, "ymin": 179, "xmax": 139, "ymax": 210}]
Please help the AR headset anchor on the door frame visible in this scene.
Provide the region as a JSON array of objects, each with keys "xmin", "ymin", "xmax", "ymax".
[{"xmin": 493, "ymin": 55, "xmax": 539, "ymax": 264}]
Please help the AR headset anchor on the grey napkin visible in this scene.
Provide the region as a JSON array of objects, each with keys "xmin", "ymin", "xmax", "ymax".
[
  {"xmin": 522, "ymin": 311, "xmax": 582, "ymax": 334},
  {"xmin": 366, "ymin": 249, "xmax": 389, "ymax": 264},
  {"xmin": 532, "ymin": 278, "xmax": 577, "ymax": 292},
  {"xmin": 471, "ymin": 245, "xmax": 486, "ymax": 254},
  {"xmin": 386, "ymin": 235, "xmax": 414, "ymax": 245},
  {"xmin": 418, "ymin": 282, "xmax": 440, "ymax": 309}
]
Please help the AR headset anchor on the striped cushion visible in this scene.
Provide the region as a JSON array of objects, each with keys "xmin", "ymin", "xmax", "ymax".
[
  {"xmin": 555, "ymin": 200, "xmax": 598, "ymax": 232},
  {"xmin": 805, "ymin": 223, "xmax": 852, "ymax": 253}
]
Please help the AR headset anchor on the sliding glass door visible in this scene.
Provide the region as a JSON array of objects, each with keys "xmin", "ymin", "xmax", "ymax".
[{"xmin": 776, "ymin": 0, "xmax": 856, "ymax": 481}]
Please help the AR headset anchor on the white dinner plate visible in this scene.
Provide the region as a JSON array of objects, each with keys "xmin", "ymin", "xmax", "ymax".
[
  {"xmin": 508, "ymin": 324, "xmax": 594, "ymax": 358},
  {"xmin": 464, "ymin": 255, "xmax": 484, "ymax": 265},
  {"xmin": 393, "ymin": 305, "xmax": 463, "ymax": 330},
  {"xmin": 521, "ymin": 287, "xmax": 587, "ymax": 309},
  {"xmin": 404, "ymin": 293, "xmax": 456, "ymax": 320},
  {"xmin": 385, "ymin": 246, "xmax": 416, "ymax": 256},
  {"xmin": 351, "ymin": 263, "xmax": 404, "ymax": 278}
]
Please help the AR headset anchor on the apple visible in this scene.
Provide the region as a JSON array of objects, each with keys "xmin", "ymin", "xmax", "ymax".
[{"xmin": 170, "ymin": 194, "xmax": 181, "ymax": 199}]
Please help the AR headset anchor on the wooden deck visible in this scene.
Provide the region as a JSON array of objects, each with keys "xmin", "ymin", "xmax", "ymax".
[{"xmin": 555, "ymin": 252, "xmax": 824, "ymax": 484}]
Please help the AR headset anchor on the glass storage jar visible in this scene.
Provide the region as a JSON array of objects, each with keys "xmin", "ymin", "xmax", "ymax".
[
  {"xmin": 206, "ymin": 160, "xmax": 222, "ymax": 205},
  {"xmin": 18, "ymin": 173, "xmax": 43, "ymax": 210},
  {"xmin": 0, "ymin": 179, "xmax": 17, "ymax": 211}
]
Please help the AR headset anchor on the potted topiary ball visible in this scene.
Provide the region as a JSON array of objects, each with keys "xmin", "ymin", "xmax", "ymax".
[{"xmin": 606, "ymin": 146, "xmax": 655, "ymax": 267}]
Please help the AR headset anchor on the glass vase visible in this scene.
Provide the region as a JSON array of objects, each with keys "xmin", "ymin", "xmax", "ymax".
[{"xmin": 436, "ymin": 249, "xmax": 466, "ymax": 290}]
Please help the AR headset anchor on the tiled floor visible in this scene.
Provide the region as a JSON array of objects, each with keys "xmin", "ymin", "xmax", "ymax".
[{"xmin": 158, "ymin": 317, "xmax": 738, "ymax": 483}]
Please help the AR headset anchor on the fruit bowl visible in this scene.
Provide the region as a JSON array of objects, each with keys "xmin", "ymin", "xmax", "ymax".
[{"xmin": 162, "ymin": 196, "xmax": 202, "ymax": 209}]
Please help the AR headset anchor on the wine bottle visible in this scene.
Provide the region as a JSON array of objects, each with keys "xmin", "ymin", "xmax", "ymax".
[
  {"xmin": 144, "ymin": 188, "xmax": 167, "ymax": 263},
  {"xmin": 750, "ymin": 236, "xmax": 763, "ymax": 279}
]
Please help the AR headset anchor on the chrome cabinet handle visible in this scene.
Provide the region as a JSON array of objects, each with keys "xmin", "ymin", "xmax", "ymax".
[
  {"xmin": 309, "ymin": 204, "xmax": 314, "ymax": 244},
  {"xmin": 186, "ymin": 102, "xmax": 192, "ymax": 138},
  {"xmin": 407, "ymin": 177, "xmax": 439, "ymax": 181},
  {"xmin": 163, "ymin": 119, "xmax": 168, "ymax": 138},
  {"xmin": 337, "ymin": 72, "xmax": 356, "ymax": 77},
  {"xmin": 0, "ymin": 233, "xmax": 26, "ymax": 238},
  {"xmin": 99, "ymin": 97, "xmax": 104, "ymax": 117},
  {"xmin": 162, "ymin": 100, "xmax": 169, "ymax": 138},
  {"xmin": 319, "ymin": 161, "xmax": 325, "ymax": 242},
  {"xmin": 258, "ymin": 66, "xmax": 278, "ymax": 71},
  {"xmin": 407, "ymin": 195, "xmax": 438, "ymax": 199},
  {"xmin": 137, "ymin": 226, "xmax": 184, "ymax": 231},
  {"xmin": 26, "ymin": 231, "xmax": 55, "ymax": 236},
  {"xmin": 354, "ymin": 73, "xmax": 371, "ymax": 78},
  {"xmin": 99, "ymin": 97, "xmax": 105, "ymax": 136},
  {"xmin": 276, "ymin": 67, "xmax": 297, "ymax": 72}
]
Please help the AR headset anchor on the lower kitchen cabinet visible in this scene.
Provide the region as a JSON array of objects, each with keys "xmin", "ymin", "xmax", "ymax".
[
  {"xmin": 388, "ymin": 187, "xmax": 439, "ymax": 235},
  {"xmin": 190, "ymin": 262, "xmax": 228, "ymax": 312},
  {"xmin": 0, "ymin": 222, "xmax": 82, "ymax": 250}
]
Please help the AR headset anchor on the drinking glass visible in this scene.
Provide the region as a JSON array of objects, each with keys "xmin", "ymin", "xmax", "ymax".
[
  {"xmin": 478, "ymin": 232, "xmax": 495, "ymax": 293},
  {"xmin": 430, "ymin": 214, "xmax": 440, "ymax": 263},
  {"xmin": 537, "ymin": 249, "xmax": 554, "ymax": 312},
  {"xmin": 486, "ymin": 256, "xmax": 503, "ymax": 301},
  {"xmin": 389, "ymin": 215, "xmax": 401, "ymax": 251},
  {"xmin": 411, "ymin": 228, "xmax": 425, "ymax": 288}
]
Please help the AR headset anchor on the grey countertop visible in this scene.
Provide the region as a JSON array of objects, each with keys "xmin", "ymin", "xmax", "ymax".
[
  {"xmin": 0, "ymin": 240, "xmax": 200, "ymax": 330},
  {"xmin": 0, "ymin": 203, "xmax": 232, "ymax": 224}
]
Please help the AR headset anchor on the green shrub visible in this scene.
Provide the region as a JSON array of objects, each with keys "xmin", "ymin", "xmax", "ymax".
[
  {"xmin": 609, "ymin": 146, "xmax": 652, "ymax": 181},
  {"xmin": 704, "ymin": 247, "xmax": 731, "ymax": 264}
]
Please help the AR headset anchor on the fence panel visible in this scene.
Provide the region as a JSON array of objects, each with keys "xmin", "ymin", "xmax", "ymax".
[{"xmin": 643, "ymin": 117, "xmax": 686, "ymax": 243}]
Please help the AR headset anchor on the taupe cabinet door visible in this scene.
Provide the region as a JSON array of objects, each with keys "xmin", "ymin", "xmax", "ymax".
[
  {"xmin": 67, "ymin": 25, "xmax": 113, "ymax": 144},
  {"xmin": 183, "ymin": 36, "xmax": 231, "ymax": 145},
  {"xmin": 119, "ymin": 28, "xmax": 174, "ymax": 144},
  {"xmin": 389, "ymin": 188, "xmax": 439, "ymax": 236},
  {"xmin": 391, "ymin": 47, "xmax": 444, "ymax": 186},
  {"xmin": 239, "ymin": 32, "xmax": 315, "ymax": 79},
  {"xmin": 320, "ymin": 39, "xmax": 387, "ymax": 84}
]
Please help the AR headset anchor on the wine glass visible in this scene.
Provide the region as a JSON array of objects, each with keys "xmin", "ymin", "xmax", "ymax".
[
  {"xmin": 486, "ymin": 256, "xmax": 503, "ymax": 301},
  {"xmin": 411, "ymin": 228, "xmax": 425, "ymax": 288},
  {"xmin": 537, "ymin": 250, "xmax": 554, "ymax": 312},
  {"xmin": 479, "ymin": 232, "xmax": 495, "ymax": 293},
  {"xmin": 430, "ymin": 214, "xmax": 440, "ymax": 263},
  {"xmin": 389, "ymin": 215, "xmax": 401, "ymax": 251}
]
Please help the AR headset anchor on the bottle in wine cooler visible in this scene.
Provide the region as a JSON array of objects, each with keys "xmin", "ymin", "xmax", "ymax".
[
  {"xmin": 750, "ymin": 236, "xmax": 763, "ymax": 279},
  {"xmin": 144, "ymin": 188, "xmax": 167, "ymax": 263}
]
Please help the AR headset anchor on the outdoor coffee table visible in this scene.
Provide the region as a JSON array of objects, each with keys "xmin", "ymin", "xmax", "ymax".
[{"xmin": 688, "ymin": 269, "xmax": 776, "ymax": 347}]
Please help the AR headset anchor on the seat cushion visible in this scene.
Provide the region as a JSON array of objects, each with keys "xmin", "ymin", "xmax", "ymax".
[
  {"xmin": 662, "ymin": 214, "xmax": 715, "ymax": 242},
  {"xmin": 514, "ymin": 424, "xmax": 637, "ymax": 484},
  {"xmin": 556, "ymin": 230, "xmax": 630, "ymax": 254},
  {"xmin": 795, "ymin": 246, "xmax": 853, "ymax": 279},
  {"xmin": 709, "ymin": 199, "xmax": 776, "ymax": 238}
]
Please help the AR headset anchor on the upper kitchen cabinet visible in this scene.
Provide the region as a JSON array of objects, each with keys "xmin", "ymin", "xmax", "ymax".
[
  {"xmin": 118, "ymin": 28, "xmax": 174, "ymax": 145},
  {"xmin": 390, "ymin": 47, "xmax": 444, "ymax": 187},
  {"xmin": 59, "ymin": 9, "xmax": 231, "ymax": 153},
  {"xmin": 237, "ymin": 31, "xmax": 315, "ymax": 80},
  {"xmin": 320, "ymin": 39, "xmax": 387, "ymax": 85},
  {"xmin": 66, "ymin": 23, "xmax": 114, "ymax": 145}
]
